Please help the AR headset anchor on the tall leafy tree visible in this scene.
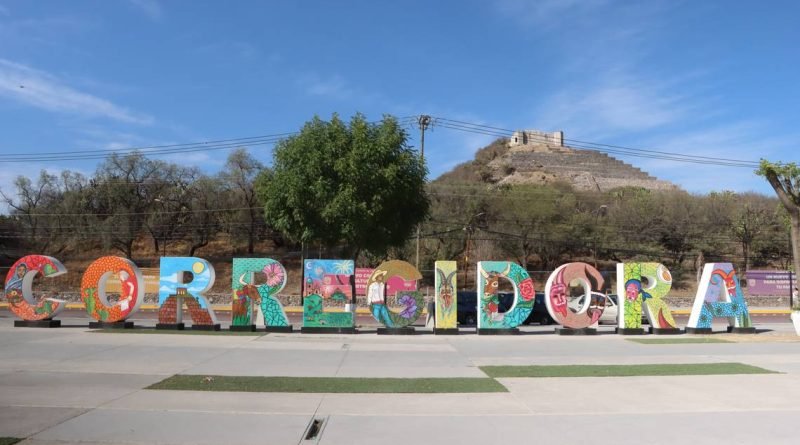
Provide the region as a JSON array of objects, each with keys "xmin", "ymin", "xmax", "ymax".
[{"xmin": 257, "ymin": 113, "xmax": 429, "ymax": 259}]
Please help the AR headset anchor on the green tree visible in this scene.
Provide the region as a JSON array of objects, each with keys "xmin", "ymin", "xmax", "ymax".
[
  {"xmin": 757, "ymin": 160, "xmax": 800, "ymax": 279},
  {"xmin": 256, "ymin": 113, "xmax": 428, "ymax": 258}
]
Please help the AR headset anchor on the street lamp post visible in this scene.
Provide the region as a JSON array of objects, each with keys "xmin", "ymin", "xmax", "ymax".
[{"xmin": 415, "ymin": 115, "xmax": 431, "ymax": 272}]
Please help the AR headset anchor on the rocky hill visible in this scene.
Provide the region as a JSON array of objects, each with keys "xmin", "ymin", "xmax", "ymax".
[{"xmin": 435, "ymin": 130, "xmax": 677, "ymax": 192}]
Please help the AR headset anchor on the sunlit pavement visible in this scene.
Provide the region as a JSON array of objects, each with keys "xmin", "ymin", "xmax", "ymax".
[{"xmin": 1, "ymin": 314, "xmax": 799, "ymax": 445}]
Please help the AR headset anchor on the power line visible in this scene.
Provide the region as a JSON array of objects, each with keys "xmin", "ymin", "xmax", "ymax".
[
  {"xmin": 430, "ymin": 117, "xmax": 768, "ymax": 168},
  {"xmin": 0, "ymin": 116, "xmax": 418, "ymax": 163}
]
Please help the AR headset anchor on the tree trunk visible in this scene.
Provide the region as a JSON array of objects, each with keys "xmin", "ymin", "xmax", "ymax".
[
  {"xmin": 123, "ymin": 242, "xmax": 133, "ymax": 259},
  {"xmin": 248, "ymin": 217, "xmax": 256, "ymax": 254},
  {"xmin": 763, "ymin": 172, "xmax": 800, "ymax": 302},
  {"xmin": 742, "ymin": 241, "xmax": 749, "ymax": 272},
  {"xmin": 790, "ymin": 213, "xmax": 800, "ymax": 300},
  {"xmin": 189, "ymin": 239, "xmax": 208, "ymax": 257}
]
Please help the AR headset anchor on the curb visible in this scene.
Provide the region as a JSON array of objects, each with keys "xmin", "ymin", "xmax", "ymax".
[{"xmin": 0, "ymin": 303, "xmax": 791, "ymax": 315}]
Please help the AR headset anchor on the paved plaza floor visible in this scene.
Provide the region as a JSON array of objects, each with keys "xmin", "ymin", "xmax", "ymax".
[{"xmin": 1, "ymin": 314, "xmax": 799, "ymax": 444}]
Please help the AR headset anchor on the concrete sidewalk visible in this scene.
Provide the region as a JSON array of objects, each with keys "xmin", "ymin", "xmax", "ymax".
[{"xmin": 1, "ymin": 318, "xmax": 799, "ymax": 444}]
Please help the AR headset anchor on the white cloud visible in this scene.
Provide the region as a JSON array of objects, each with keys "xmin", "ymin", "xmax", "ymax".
[
  {"xmin": 128, "ymin": 0, "xmax": 163, "ymax": 21},
  {"xmin": 532, "ymin": 74, "xmax": 694, "ymax": 139},
  {"xmin": 159, "ymin": 273, "xmax": 180, "ymax": 285},
  {"xmin": 161, "ymin": 151, "xmax": 226, "ymax": 168},
  {"xmin": 301, "ymin": 74, "xmax": 354, "ymax": 100},
  {"xmin": 0, "ymin": 59, "xmax": 152, "ymax": 124},
  {"xmin": 496, "ymin": 0, "xmax": 609, "ymax": 27}
]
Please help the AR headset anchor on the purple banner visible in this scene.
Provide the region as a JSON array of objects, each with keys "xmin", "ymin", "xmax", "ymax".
[
  {"xmin": 745, "ymin": 270, "xmax": 795, "ymax": 296},
  {"xmin": 355, "ymin": 267, "xmax": 417, "ymax": 296}
]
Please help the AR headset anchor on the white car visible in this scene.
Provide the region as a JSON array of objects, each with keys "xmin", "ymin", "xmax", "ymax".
[{"xmin": 568, "ymin": 292, "xmax": 618, "ymax": 325}]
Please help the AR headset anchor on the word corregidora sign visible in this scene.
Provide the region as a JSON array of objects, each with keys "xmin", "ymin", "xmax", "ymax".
[{"xmin": 3, "ymin": 255, "xmax": 754, "ymax": 334}]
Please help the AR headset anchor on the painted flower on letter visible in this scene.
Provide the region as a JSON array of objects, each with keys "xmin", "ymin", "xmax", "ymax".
[
  {"xmin": 518, "ymin": 278, "xmax": 535, "ymax": 301},
  {"xmin": 398, "ymin": 294, "xmax": 418, "ymax": 319},
  {"xmin": 263, "ymin": 263, "xmax": 285, "ymax": 288}
]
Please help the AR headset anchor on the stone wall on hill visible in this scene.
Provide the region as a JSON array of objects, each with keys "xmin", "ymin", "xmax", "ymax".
[{"xmin": 482, "ymin": 130, "xmax": 678, "ymax": 192}]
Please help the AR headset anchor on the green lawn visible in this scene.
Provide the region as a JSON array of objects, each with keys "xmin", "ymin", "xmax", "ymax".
[
  {"xmin": 480, "ymin": 363, "xmax": 776, "ymax": 378},
  {"xmin": 0, "ymin": 438, "xmax": 22, "ymax": 445},
  {"xmin": 626, "ymin": 338, "xmax": 733, "ymax": 344},
  {"xmin": 148, "ymin": 375, "xmax": 507, "ymax": 393},
  {"xmin": 92, "ymin": 329, "xmax": 264, "ymax": 336}
]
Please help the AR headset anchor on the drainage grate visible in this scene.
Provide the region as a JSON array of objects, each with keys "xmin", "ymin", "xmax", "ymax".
[{"xmin": 300, "ymin": 416, "xmax": 328, "ymax": 443}]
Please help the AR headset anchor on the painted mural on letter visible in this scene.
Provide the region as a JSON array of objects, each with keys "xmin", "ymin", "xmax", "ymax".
[
  {"xmin": 81, "ymin": 256, "xmax": 144, "ymax": 322},
  {"xmin": 4, "ymin": 255, "xmax": 67, "ymax": 321},
  {"xmin": 231, "ymin": 258, "xmax": 289, "ymax": 327},
  {"xmin": 687, "ymin": 263, "xmax": 753, "ymax": 329},
  {"xmin": 157, "ymin": 257, "xmax": 219, "ymax": 326},
  {"xmin": 617, "ymin": 262, "xmax": 676, "ymax": 330},
  {"xmin": 367, "ymin": 260, "xmax": 424, "ymax": 328},
  {"xmin": 303, "ymin": 259, "xmax": 354, "ymax": 328},
  {"xmin": 476, "ymin": 261, "xmax": 535, "ymax": 329},
  {"xmin": 434, "ymin": 261, "xmax": 458, "ymax": 329},
  {"xmin": 545, "ymin": 262, "xmax": 605, "ymax": 329}
]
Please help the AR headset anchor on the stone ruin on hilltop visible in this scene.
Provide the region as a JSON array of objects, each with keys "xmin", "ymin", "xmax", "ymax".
[{"xmin": 485, "ymin": 129, "xmax": 678, "ymax": 192}]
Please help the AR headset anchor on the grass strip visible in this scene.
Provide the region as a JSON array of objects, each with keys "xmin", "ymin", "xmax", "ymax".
[
  {"xmin": 480, "ymin": 363, "xmax": 776, "ymax": 378},
  {"xmin": 147, "ymin": 375, "xmax": 508, "ymax": 393},
  {"xmin": 626, "ymin": 338, "xmax": 733, "ymax": 344},
  {"xmin": 91, "ymin": 329, "xmax": 264, "ymax": 336},
  {"xmin": 0, "ymin": 438, "xmax": 22, "ymax": 445}
]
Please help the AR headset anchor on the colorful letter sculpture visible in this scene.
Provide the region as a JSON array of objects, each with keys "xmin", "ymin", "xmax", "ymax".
[
  {"xmin": 687, "ymin": 263, "xmax": 754, "ymax": 334},
  {"xmin": 302, "ymin": 259, "xmax": 356, "ymax": 333},
  {"xmin": 368, "ymin": 260, "xmax": 424, "ymax": 334},
  {"xmin": 230, "ymin": 258, "xmax": 291, "ymax": 332},
  {"xmin": 156, "ymin": 257, "xmax": 220, "ymax": 330},
  {"xmin": 4, "ymin": 255, "xmax": 67, "ymax": 326},
  {"xmin": 476, "ymin": 261, "xmax": 535, "ymax": 333},
  {"xmin": 545, "ymin": 262, "xmax": 605, "ymax": 334},
  {"xmin": 617, "ymin": 263, "xmax": 678, "ymax": 334},
  {"xmin": 81, "ymin": 256, "xmax": 144, "ymax": 328},
  {"xmin": 434, "ymin": 261, "xmax": 458, "ymax": 334}
]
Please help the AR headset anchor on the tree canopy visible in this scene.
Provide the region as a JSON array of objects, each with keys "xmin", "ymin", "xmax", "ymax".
[{"xmin": 256, "ymin": 113, "xmax": 429, "ymax": 259}]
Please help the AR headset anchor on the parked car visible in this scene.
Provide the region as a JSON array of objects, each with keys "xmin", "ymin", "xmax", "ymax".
[
  {"xmin": 568, "ymin": 292, "xmax": 618, "ymax": 325},
  {"xmin": 456, "ymin": 291, "xmax": 554, "ymax": 326},
  {"xmin": 526, "ymin": 292, "xmax": 555, "ymax": 325},
  {"xmin": 456, "ymin": 291, "xmax": 478, "ymax": 325}
]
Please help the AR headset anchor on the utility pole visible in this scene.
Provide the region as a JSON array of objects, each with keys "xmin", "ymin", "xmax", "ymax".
[{"xmin": 415, "ymin": 115, "xmax": 431, "ymax": 271}]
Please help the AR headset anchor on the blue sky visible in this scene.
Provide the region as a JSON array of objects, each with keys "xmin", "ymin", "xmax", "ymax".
[{"xmin": 0, "ymin": 0, "xmax": 797, "ymax": 196}]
